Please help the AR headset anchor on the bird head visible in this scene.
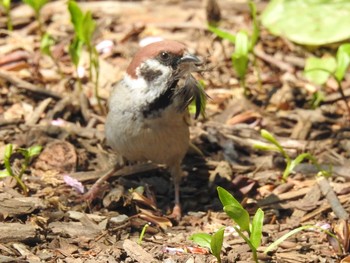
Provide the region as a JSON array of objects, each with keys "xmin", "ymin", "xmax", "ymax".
[{"xmin": 123, "ymin": 40, "xmax": 206, "ymax": 119}]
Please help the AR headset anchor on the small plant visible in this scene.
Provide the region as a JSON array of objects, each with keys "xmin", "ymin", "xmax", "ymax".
[
  {"xmin": 208, "ymin": 1, "xmax": 259, "ymax": 96},
  {"xmin": 0, "ymin": 144, "xmax": 42, "ymax": 195},
  {"xmin": 190, "ymin": 227, "xmax": 225, "ymax": 263},
  {"xmin": 68, "ymin": 0, "xmax": 103, "ymax": 113},
  {"xmin": 191, "ymin": 187, "xmax": 343, "ymax": 260},
  {"xmin": 254, "ymin": 129, "xmax": 331, "ymax": 181},
  {"xmin": 191, "ymin": 187, "xmax": 264, "ymax": 263},
  {"xmin": 22, "ymin": 0, "xmax": 48, "ymax": 35},
  {"xmin": 138, "ymin": 223, "xmax": 150, "ymax": 245},
  {"xmin": 304, "ymin": 43, "xmax": 350, "ymax": 114},
  {"xmin": 1, "ymin": 0, "xmax": 12, "ymax": 31},
  {"xmin": 40, "ymin": 33, "xmax": 63, "ymax": 76},
  {"xmin": 265, "ymin": 224, "xmax": 343, "ymax": 254},
  {"xmin": 218, "ymin": 187, "xmax": 263, "ymax": 263}
]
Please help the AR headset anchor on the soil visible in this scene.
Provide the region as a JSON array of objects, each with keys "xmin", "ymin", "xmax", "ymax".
[{"xmin": 0, "ymin": 0, "xmax": 350, "ymax": 262}]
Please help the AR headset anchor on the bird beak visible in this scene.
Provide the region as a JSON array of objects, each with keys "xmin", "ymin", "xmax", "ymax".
[{"xmin": 178, "ymin": 54, "xmax": 202, "ymax": 65}]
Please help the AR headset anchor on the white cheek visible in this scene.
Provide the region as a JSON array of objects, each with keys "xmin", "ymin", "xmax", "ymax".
[
  {"xmin": 143, "ymin": 59, "xmax": 171, "ymax": 85},
  {"xmin": 124, "ymin": 60, "xmax": 171, "ymax": 105},
  {"xmin": 124, "ymin": 74, "xmax": 147, "ymax": 92}
]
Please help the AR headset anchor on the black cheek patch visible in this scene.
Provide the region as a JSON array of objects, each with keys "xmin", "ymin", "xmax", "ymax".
[{"xmin": 139, "ymin": 64, "xmax": 162, "ymax": 82}]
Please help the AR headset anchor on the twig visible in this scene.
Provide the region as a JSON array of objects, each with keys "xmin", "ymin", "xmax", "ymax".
[
  {"xmin": 316, "ymin": 176, "xmax": 349, "ymax": 220},
  {"xmin": 254, "ymin": 45, "xmax": 294, "ymax": 73},
  {"xmin": 25, "ymin": 98, "xmax": 52, "ymax": 125},
  {"xmin": 0, "ymin": 69, "xmax": 62, "ymax": 99}
]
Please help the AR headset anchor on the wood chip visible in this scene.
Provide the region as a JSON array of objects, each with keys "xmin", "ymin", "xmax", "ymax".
[
  {"xmin": 0, "ymin": 223, "xmax": 40, "ymax": 243},
  {"xmin": 0, "ymin": 69, "xmax": 62, "ymax": 99},
  {"xmin": 0, "ymin": 193, "xmax": 46, "ymax": 217},
  {"xmin": 317, "ymin": 176, "xmax": 349, "ymax": 220},
  {"xmin": 25, "ymin": 97, "xmax": 52, "ymax": 125},
  {"xmin": 123, "ymin": 239, "xmax": 159, "ymax": 263},
  {"xmin": 49, "ymin": 221, "xmax": 101, "ymax": 238}
]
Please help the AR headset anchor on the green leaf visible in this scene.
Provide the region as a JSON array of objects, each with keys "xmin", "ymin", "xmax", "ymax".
[
  {"xmin": 250, "ymin": 208, "xmax": 264, "ymax": 249},
  {"xmin": 304, "ymin": 56, "xmax": 336, "ymax": 85},
  {"xmin": 253, "ymin": 143, "xmax": 280, "ymax": 152},
  {"xmin": 282, "ymin": 162, "xmax": 292, "ymax": 181},
  {"xmin": 68, "ymin": 0, "xmax": 84, "ymax": 39},
  {"xmin": 40, "ymin": 33, "xmax": 54, "ymax": 56},
  {"xmin": 23, "ymin": 0, "xmax": 48, "ymax": 13},
  {"xmin": 310, "ymin": 90, "xmax": 325, "ymax": 108},
  {"xmin": 249, "ymin": 1, "xmax": 259, "ymax": 50},
  {"xmin": 335, "ymin": 43, "xmax": 350, "ymax": 82},
  {"xmin": 4, "ymin": 144, "xmax": 13, "ymax": 162},
  {"xmin": 232, "ymin": 31, "xmax": 249, "ymax": 79},
  {"xmin": 4, "ymin": 144, "xmax": 13, "ymax": 176},
  {"xmin": 283, "ymin": 152, "xmax": 318, "ymax": 181},
  {"xmin": 0, "ymin": 169, "xmax": 11, "ymax": 178},
  {"xmin": 217, "ymin": 186, "xmax": 242, "ymax": 208},
  {"xmin": 69, "ymin": 38, "xmax": 84, "ymax": 66},
  {"xmin": 261, "ymin": 0, "xmax": 350, "ymax": 45},
  {"xmin": 211, "ymin": 228, "xmax": 225, "ymax": 263},
  {"xmin": 208, "ymin": 25, "xmax": 236, "ymax": 44},
  {"xmin": 224, "ymin": 204, "xmax": 250, "ymax": 232},
  {"xmin": 27, "ymin": 145, "xmax": 42, "ymax": 158},
  {"xmin": 260, "ymin": 129, "xmax": 286, "ymax": 157},
  {"xmin": 217, "ymin": 187, "xmax": 250, "ymax": 232},
  {"xmin": 189, "ymin": 233, "xmax": 212, "ymax": 250},
  {"xmin": 264, "ymin": 225, "xmax": 315, "ymax": 253},
  {"xmin": 82, "ymin": 11, "xmax": 96, "ymax": 46},
  {"xmin": 289, "ymin": 153, "xmax": 316, "ymax": 173},
  {"xmin": 2, "ymin": 0, "xmax": 11, "ymax": 9}
]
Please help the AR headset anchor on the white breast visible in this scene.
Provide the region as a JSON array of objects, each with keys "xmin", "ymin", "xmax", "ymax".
[{"xmin": 105, "ymin": 75, "xmax": 190, "ymax": 167}]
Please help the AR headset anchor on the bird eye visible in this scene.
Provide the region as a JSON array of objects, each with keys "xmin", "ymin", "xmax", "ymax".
[{"xmin": 160, "ymin": 52, "xmax": 170, "ymax": 60}]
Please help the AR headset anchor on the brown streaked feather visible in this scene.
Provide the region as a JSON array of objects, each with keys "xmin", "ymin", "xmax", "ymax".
[{"xmin": 174, "ymin": 74, "xmax": 208, "ymax": 119}]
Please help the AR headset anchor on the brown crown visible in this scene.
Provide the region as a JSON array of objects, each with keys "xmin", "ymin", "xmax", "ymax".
[{"xmin": 126, "ymin": 40, "xmax": 186, "ymax": 79}]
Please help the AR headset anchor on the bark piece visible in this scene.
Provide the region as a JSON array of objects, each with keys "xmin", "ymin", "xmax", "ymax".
[
  {"xmin": 317, "ymin": 176, "xmax": 349, "ymax": 220},
  {"xmin": 123, "ymin": 239, "xmax": 159, "ymax": 263},
  {"xmin": 25, "ymin": 98, "xmax": 52, "ymax": 126},
  {"xmin": 49, "ymin": 221, "xmax": 101, "ymax": 238},
  {"xmin": 0, "ymin": 223, "xmax": 41, "ymax": 243},
  {"xmin": 0, "ymin": 193, "xmax": 46, "ymax": 217}
]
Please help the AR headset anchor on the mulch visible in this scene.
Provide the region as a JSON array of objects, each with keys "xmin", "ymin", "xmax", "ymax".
[{"xmin": 0, "ymin": 0, "xmax": 350, "ymax": 262}]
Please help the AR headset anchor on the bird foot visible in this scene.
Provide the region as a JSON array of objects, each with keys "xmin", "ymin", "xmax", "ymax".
[
  {"xmin": 168, "ymin": 204, "xmax": 182, "ymax": 221},
  {"xmin": 77, "ymin": 166, "xmax": 119, "ymax": 202},
  {"xmin": 79, "ymin": 186, "xmax": 101, "ymax": 202}
]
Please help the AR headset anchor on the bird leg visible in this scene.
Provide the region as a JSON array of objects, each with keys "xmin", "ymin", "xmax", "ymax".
[
  {"xmin": 81, "ymin": 156, "xmax": 124, "ymax": 201},
  {"xmin": 169, "ymin": 163, "xmax": 183, "ymax": 220}
]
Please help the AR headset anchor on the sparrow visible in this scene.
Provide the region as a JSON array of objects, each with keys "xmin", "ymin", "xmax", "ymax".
[{"xmin": 86, "ymin": 40, "xmax": 205, "ymax": 219}]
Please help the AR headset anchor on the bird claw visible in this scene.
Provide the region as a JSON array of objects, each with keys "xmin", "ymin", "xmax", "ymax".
[{"xmin": 168, "ymin": 204, "xmax": 182, "ymax": 221}]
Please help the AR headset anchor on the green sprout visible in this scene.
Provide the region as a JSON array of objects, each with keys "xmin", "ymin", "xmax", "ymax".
[
  {"xmin": 218, "ymin": 187, "xmax": 263, "ymax": 263},
  {"xmin": 265, "ymin": 224, "xmax": 343, "ymax": 254},
  {"xmin": 191, "ymin": 189, "xmax": 342, "ymax": 261},
  {"xmin": 22, "ymin": 0, "xmax": 48, "ymax": 35},
  {"xmin": 138, "ymin": 223, "xmax": 150, "ymax": 245},
  {"xmin": 304, "ymin": 43, "xmax": 350, "ymax": 114},
  {"xmin": 191, "ymin": 187, "xmax": 264, "ymax": 263},
  {"xmin": 1, "ymin": 0, "xmax": 12, "ymax": 31},
  {"xmin": 208, "ymin": 1, "xmax": 260, "ymax": 96},
  {"xmin": 40, "ymin": 33, "xmax": 63, "ymax": 76},
  {"xmin": 190, "ymin": 227, "xmax": 225, "ymax": 263},
  {"xmin": 68, "ymin": 0, "xmax": 103, "ymax": 113},
  {"xmin": 254, "ymin": 129, "xmax": 331, "ymax": 181},
  {"xmin": 0, "ymin": 144, "xmax": 42, "ymax": 195}
]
